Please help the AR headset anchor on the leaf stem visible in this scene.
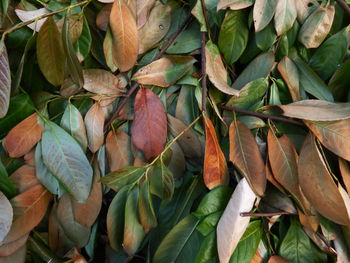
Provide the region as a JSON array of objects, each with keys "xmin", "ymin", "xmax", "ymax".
[
  {"xmin": 103, "ymin": 12, "xmax": 193, "ymax": 131},
  {"xmin": 219, "ymin": 105, "xmax": 306, "ymax": 127},
  {"xmin": 201, "ymin": 32, "xmax": 207, "ymax": 113},
  {"xmin": 240, "ymin": 211, "xmax": 296, "ymax": 217},
  {"xmin": 0, "ymin": 0, "xmax": 92, "ymax": 38}
]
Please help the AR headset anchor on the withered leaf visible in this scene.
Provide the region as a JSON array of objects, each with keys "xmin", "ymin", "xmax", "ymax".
[
  {"xmin": 203, "ymin": 115, "xmax": 228, "ymax": 189},
  {"xmin": 110, "ymin": 0, "xmax": 138, "ymax": 72},
  {"xmin": 131, "ymin": 88, "xmax": 167, "ymax": 160},
  {"xmin": 268, "ymin": 255, "xmax": 291, "ymax": 263},
  {"xmin": 277, "ymin": 56, "xmax": 300, "ymax": 101},
  {"xmin": 9, "ymin": 165, "xmax": 39, "ymax": 194},
  {"xmin": 85, "ymin": 103, "xmax": 105, "ymax": 153},
  {"xmin": 96, "ymin": 4, "xmax": 112, "ymax": 31},
  {"xmin": 229, "ymin": 120, "xmax": 266, "ymax": 196},
  {"xmin": 298, "ymin": 134, "xmax": 350, "ymax": 225},
  {"xmin": 4, "ymin": 113, "xmax": 43, "ymax": 158},
  {"xmin": 339, "ymin": 158, "xmax": 350, "ymax": 194},
  {"xmin": 83, "ymin": 69, "xmax": 126, "ymax": 95}
]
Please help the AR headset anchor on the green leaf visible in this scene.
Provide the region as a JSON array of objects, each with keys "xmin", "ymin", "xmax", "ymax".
[
  {"xmin": 329, "ymin": 58, "xmax": 350, "ymax": 101},
  {"xmin": 279, "ymin": 218, "xmax": 327, "ymax": 263},
  {"xmin": 138, "ymin": 180, "xmax": 158, "ymax": 233},
  {"xmin": 229, "ymin": 221, "xmax": 263, "ymax": 263},
  {"xmin": 153, "ymin": 214, "xmax": 201, "ymax": 263},
  {"xmin": 100, "ymin": 166, "xmax": 145, "ymax": 191},
  {"xmin": 123, "ymin": 186, "xmax": 145, "ymax": 255},
  {"xmin": 0, "ymin": 160, "xmax": 16, "ymax": 198},
  {"xmin": 62, "ymin": 14, "xmax": 84, "ymax": 89},
  {"xmin": 107, "ymin": 186, "xmax": 129, "ymax": 251},
  {"xmin": 194, "ymin": 186, "xmax": 233, "ymax": 217},
  {"xmin": 274, "ymin": 0, "xmax": 297, "ymax": 36},
  {"xmin": 197, "ymin": 211, "xmax": 222, "ymax": 236},
  {"xmin": 0, "ymin": 40, "xmax": 11, "ymax": 118},
  {"xmin": 149, "ymin": 162, "xmax": 174, "ymax": 199},
  {"xmin": 41, "ymin": 121, "xmax": 93, "ymax": 203},
  {"xmin": 293, "ymin": 58, "xmax": 334, "ymax": 102},
  {"xmin": 255, "ymin": 22, "xmax": 277, "ymax": 51},
  {"xmin": 232, "ymin": 52, "xmax": 275, "ymax": 90},
  {"xmin": 308, "ymin": 27, "xmax": 349, "ymax": 80},
  {"xmin": 167, "ymin": 22, "xmax": 201, "ymax": 54},
  {"xmin": 195, "ymin": 231, "xmax": 218, "ymax": 263},
  {"xmin": 74, "ymin": 16, "xmax": 92, "ymax": 62},
  {"xmin": 218, "ymin": 10, "xmax": 249, "ymax": 64},
  {"xmin": 37, "ymin": 17, "xmax": 65, "ymax": 86},
  {"xmin": 0, "ymin": 0, "xmax": 8, "ymax": 27},
  {"xmin": 253, "ymin": 0, "xmax": 277, "ymax": 32},
  {"xmin": 0, "ymin": 93, "xmax": 35, "ymax": 138},
  {"xmin": 269, "ymin": 81, "xmax": 281, "ymax": 105}
]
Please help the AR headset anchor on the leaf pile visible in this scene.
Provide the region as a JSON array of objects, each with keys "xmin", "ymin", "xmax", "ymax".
[{"xmin": 0, "ymin": 0, "xmax": 350, "ymax": 262}]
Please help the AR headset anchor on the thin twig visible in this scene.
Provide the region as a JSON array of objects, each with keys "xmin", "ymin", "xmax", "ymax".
[
  {"xmin": 335, "ymin": 0, "xmax": 350, "ymax": 17},
  {"xmin": 104, "ymin": 12, "xmax": 193, "ymax": 131},
  {"xmin": 201, "ymin": 32, "xmax": 207, "ymax": 112},
  {"xmin": 219, "ymin": 105, "xmax": 305, "ymax": 127},
  {"xmin": 240, "ymin": 211, "xmax": 296, "ymax": 217},
  {"xmin": 0, "ymin": 0, "xmax": 92, "ymax": 37}
]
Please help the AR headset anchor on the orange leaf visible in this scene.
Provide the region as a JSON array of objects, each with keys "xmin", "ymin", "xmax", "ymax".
[
  {"xmin": 4, "ymin": 113, "xmax": 43, "ymax": 158},
  {"xmin": 229, "ymin": 120, "xmax": 266, "ymax": 196},
  {"xmin": 85, "ymin": 103, "xmax": 105, "ymax": 153},
  {"xmin": 131, "ymin": 88, "xmax": 167, "ymax": 160},
  {"xmin": 110, "ymin": 0, "xmax": 138, "ymax": 72},
  {"xmin": 0, "ymin": 234, "xmax": 28, "ymax": 257},
  {"xmin": 203, "ymin": 115, "xmax": 228, "ymax": 189},
  {"xmin": 9, "ymin": 165, "xmax": 40, "ymax": 194},
  {"xmin": 268, "ymin": 255, "xmax": 291, "ymax": 263}
]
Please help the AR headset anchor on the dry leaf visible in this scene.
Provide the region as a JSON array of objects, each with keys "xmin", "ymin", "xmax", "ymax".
[
  {"xmin": 203, "ymin": 115, "xmax": 229, "ymax": 189},
  {"xmin": 253, "ymin": 0, "xmax": 277, "ymax": 32},
  {"xmin": 268, "ymin": 255, "xmax": 291, "ymax": 263},
  {"xmin": 131, "ymin": 88, "xmax": 167, "ymax": 160},
  {"xmin": 217, "ymin": 0, "xmax": 253, "ymax": 11},
  {"xmin": 106, "ymin": 130, "xmax": 133, "ymax": 172},
  {"xmin": 96, "ymin": 4, "xmax": 112, "ymax": 31},
  {"xmin": 229, "ymin": 120, "xmax": 266, "ymax": 196},
  {"xmin": 339, "ymin": 158, "xmax": 350, "ymax": 194},
  {"xmin": 83, "ymin": 69, "xmax": 126, "ymax": 95},
  {"xmin": 274, "ymin": 0, "xmax": 297, "ymax": 36},
  {"xmin": 217, "ymin": 178, "xmax": 256, "ymax": 263},
  {"xmin": 4, "ymin": 113, "xmax": 44, "ymax": 158},
  {"xmin": 295, "ymin": 0, "xmax": 319, "ymax": 22},
  {"xmin": 15, "ymin": 8, "xmax": 49, "ymax": 32},
  {"xmin": 298, "ymin": 134, "xmax": 350, "ymax": 225},
  {"xmin": 110, "ymin": 0, "xmax": 138, "ymax": 71},
  {"xmin": 137, "ymin": 0, "xmax": 156, "ymax": 28},
  {"xmin": 9, "ymin": 165, "xmax": 39, "ymax": 194},
  {"xmin": 0, "ymin": 41, "xmax": 11, "ymax": 118},
  {"xmin": 277, "ymin": 57, "xmax": 300, "ymax": 101},
  {"xmin": 0, "ymin": 234, "xmax": 28, "ymax": 257},
  {"xmin": 85, "ymin": 103, "xmax": 105, "ymax": 153}
]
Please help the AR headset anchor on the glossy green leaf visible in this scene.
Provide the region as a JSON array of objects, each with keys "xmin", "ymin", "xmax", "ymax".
[
  {"xmin": 329, "ymin": 58, "xmax": 350, "ymax": 101},
  {"xmin": 255, "ymin": 22, "xmax": 277, "ymax": 51},
  {"xmin": 41, "ymin": 121, "xmax": 93, "ymax": 203},
  {"xmin": 279, "ymin": 218, "xmax": 327, "ymax": 263},
  {"xmin": 37, "ymin": 17, "xmax": 65, "ymax": 86},
  {"xmin": 100, "ymin": 166, "xmax": 145, "ymax": 191},
  {"xmin": 138, "ymin": 180, "xmax": 157, "ymax": 233},
  {"xmin": 167, "ymin": 22, "xmax": 201, "ymax": 54},
  {"xmin": 195, "ymin": 231, "xmax": 218, "ymax": 263},
  {"xmin": 218, "ymin": 10, "xmax": 249, "ymax": 64},
  {"xmin": 149, "ymin": 162, "xmax": 174, "ymax": 199},
  {"xmin": 0, "ymin": 0, "xmax": 8, "ymax": 27},
  {"xmin": 197, "ymin": 211, "xmax": 222, "ymax": 236},
  {"xmin": 0, "ymin": 159, "xmax": 16, "ymax": 198},
  {"xmin": 74, "ymin": 16, "xmax": 92, "ymax": 62},
  {"xmin": 232, "ymin": 52, "xmax": 275, "ymax": 90},
  {"xmin": 253, "ymin": 0, "xmax": 277, "ymax": 32},
  {"xmin": 309, "ymin": 27, "xmax": 349, "ymax": 80},
  {"xmin": 0, "ymin": 40, "xmax": 11, "ymax": 118}
]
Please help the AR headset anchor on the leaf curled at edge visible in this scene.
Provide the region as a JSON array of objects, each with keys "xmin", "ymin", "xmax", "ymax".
[
  {"xmin": 229, "ymin": 120, "xmax": 266, "ymax": 196},
  {"xmin": 0, "ymin": 40, "xmax": 11, "ymax": 118},
  {"xmin": 131, "ymin": 88, "xmax": 167, "ymax": 160},
  {"xmin": 203, "ymin": 115, "xmax": 229, "ymax": 189}
]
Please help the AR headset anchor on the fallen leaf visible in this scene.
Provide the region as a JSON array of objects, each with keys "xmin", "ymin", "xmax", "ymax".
[
  {"xmin": 203, "ymin": 115, "xmax": 229, "ymax": 189},
  {"xmin": 217, "ymin": 178, "xmax": 256, "ymax": 263},
  {"xmin": 298, "ymin": 134, "xmax": 350, "ymax": 225},
  {"xmin": 0, "ymin": 192, "xmax": 13, "ymax": 243},
  {"xmin": 229, "ymin": 120, "xmax": 266, "ymax": 196},
  {"xmin": 4, "ymin": 113, "xmax": 43, "ymax": 158},
  {"xmin": 0, "ymin": 40, "xmax": 11, "ymax": 118},
  {"xmin": 109, "ymin": 0, "xmax": 138, "ymax": 71},
  {"xmin": 131, "ymin": 88, "xmax": 167, "ymax": 160},
  {"xmin": 85, "ymin": 103, "xmax": 105, "ymax": 153}
]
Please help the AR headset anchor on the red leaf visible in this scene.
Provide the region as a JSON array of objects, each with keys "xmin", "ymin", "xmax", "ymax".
[{"xmin": 131, "ymin": 88, "xmax": 167, "ymax": 160}]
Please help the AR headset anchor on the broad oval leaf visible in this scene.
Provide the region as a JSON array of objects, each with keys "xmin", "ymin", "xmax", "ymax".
[
  {"xmin": 41, "ymin": 121, "xmax": 93, "ymax": 203},
  {"xmin": 138, "ymin": 180, "xmax": 157, "ymax": 233},
  {"xmin": 298, "ymin": 5, "xmax": 335, "ymax": 48},
  {"xmin": 304, "ymin": 119, "xmax": 350, "ymax": 162},
  {"xmin": 298, "ymin": 134, "xmax": 350, "ymax": 225},
  {"xmin": 101, "ymin": 166, "xmax": 145, "ymax": 191},
  {"xmin": 0, "ymin": 192, "xmax": 13, "ymax": 243},
  {"xmin": 132, "ymin": 56, "xmax": 196, "ymax": 87},
  {"xmin": 277, "ymin": 57, "xmax": 300, "ymax": 101},
  {"xmin": 203, "ymin": 115, "xmax": 229, "ymax": 189},
  {"xmin": 138, "ymin": 2, "xmax": 171, "ymax": 54},
  {"xmin": 4, "ymin": 113, "xmax": 43, "ymax": 158},
  {"xmin": 131, "ymin": 88, "xmax": 167, "ymax": 160},
  {"xmin": 37, "ymin": 17, "xmax": 65, "ymax": 86},
  {"xmin": 83, "ymin": 69, "xmax": 126, "ymax": 95},
  {"xmin": 229, "ymin": 120, "xmax": 266, "ymax": 196},
  {"xmin": 217, "ymin": 178, "xmax": 256, "ymax": 263},
  {"xmin": 253, "ymin": 0, "xmax": 277, "ymax": 32},
  {"xmin": 206, "ymin": 41, "xmax": 239, "ymax": 95},
  {"xmin": 137, "ymin": 0, "xmax": 156, "ymax": 28},
  {"xmin": 110, "ymin": 0, "xmax": 138, "ymax": 72},
  {"xmin": 74, "ymin": 16, "xmax": 92, "ymax": 62},
  {"xmin": 0, "ymin": 40, "xmax": 11, "ymax": 118},
  {"xmin": 85, "ymin": 103, "xmax": 105, "ymax": 153},
  {"xmin": 218, "ymin": 10, "xmax": 249, "ymax": 64},
  {"xmin": 274, "ymin": 0, "xmax": 297, "ymax": 36},
  {"xmin": 217, "ymin": 0, "xmax": 253, "ymax": 11},
  {"xmin": 271, "ymin": 100, "xmax": 350, "ymax": 121},
  {"xmin": 96, "ymin": 4, "xmax": 111, "ymax": 31}
]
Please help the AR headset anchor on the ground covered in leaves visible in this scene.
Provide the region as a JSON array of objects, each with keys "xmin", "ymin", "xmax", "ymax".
[{"xmin": 0, "ymin": 0, "xmax": 350, "ymax": 262}]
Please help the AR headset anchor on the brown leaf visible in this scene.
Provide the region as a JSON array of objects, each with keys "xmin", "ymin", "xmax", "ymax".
[
  {"xmin": 304, "ymin": 119, "xmax": 350, "ymax": 162},
  {"xmin": 83, "ymin": 69, "xmax": 126, "ymax": 95},
  {"xmin": 268, "ymin": 255, "xmax": 291, "ymax": 263},
  {"xmin": 265, "ymin": 161, "xmax": 285, "ymax": 193},
  {"xmin": 229, "ymin": 120, "xmax": 266, "ymax": 196},
  {"xmin": 217, "ymin": 0, "xmax": 253, "ymax": 11},
  {"xmin": 96, "ymin": 4, "xmax": 112, "ymax": 31},
  {"xmin": 71, "ymin": 162, "xmax": 102, "ymax": 228},
  {"xmin": 203, "ymin": 115, "xmax": 228, "ymax": 189},
  {"xmin": 298, "ymin": 134, "xmax": 350, "ymax": 225},
  {"xmin": 24, "ymin": 149, "xmax": 36, "ymax": 167},
  {"xmin": 131, "ymin": 88, "xmax": 167, "ymax": 160},
  {"xmin": 57, "ymin": 13, "xmax": 84, "ymax": 44},
  {"xmin": 137, "ymin": 0, "xmax": 156, "ymax": 28},
  {"xmin": 339, "ymin": 158, "xmax": 350, "ymax": 194},
  {"xmin": 110, "ymin": 0, "xmax": 138, "ymax": 72},
  {"xmin": 9, "ymin": 165, "xmax": 39, "ymax": 194},
  {"xmin": 106, "ymin": 130, "xmax": 133, "ymax": 172},
  {"xmin": 4, "ymin": 113, "xmax": 44, "ymax": 158},
  {"xmin": 295, "ymin": 0, "xmax": 319, "ymax": 23},
  {"xmin": 277, "ymin": 57, "xmax": 300, "ymax": 101},
  {"xmin": 0, "ymin": 234, "xmax": 28, "ymax": 257},
  {"xmin": 4, "ymin": 185, "xmax": 52, "ymax": 243},
  {"xmin": 85, "ymin": 103, "xmax": 105, "ymax": 153}
]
